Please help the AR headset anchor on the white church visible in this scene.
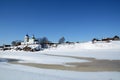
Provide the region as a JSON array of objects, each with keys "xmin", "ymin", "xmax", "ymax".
[
  {"xmin": 21, "ymin": 34, "xmax": 39, "ymax": 45},
  {"xmin": 20, "ymin": 34, "xmax": 41, "ymax": 51}
]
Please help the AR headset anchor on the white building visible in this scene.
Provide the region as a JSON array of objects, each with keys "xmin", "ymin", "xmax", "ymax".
[
  {"xmin": 20, "ymin": 34, "xmax": 41, "ymax": 51},
  {"xmin": 21, "ymin": 34, "xmax": 39, "ymax": 45}
]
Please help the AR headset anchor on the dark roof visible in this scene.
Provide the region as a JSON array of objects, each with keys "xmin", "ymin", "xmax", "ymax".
[{"xmin": 4, "ymin": 45, "xmax": 11, "ymax": 47}]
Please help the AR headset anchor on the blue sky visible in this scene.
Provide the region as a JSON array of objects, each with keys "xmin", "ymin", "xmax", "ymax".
[{"xmin": 0, "ymin": 0, "xmax": 120, "ymax": 45}]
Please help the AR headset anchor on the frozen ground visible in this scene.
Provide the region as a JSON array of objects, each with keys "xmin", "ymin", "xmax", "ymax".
[
  {"xmin": 0, "ymin": 51, "xmax": 89, "ymax": 65},
  {"xmin": 0, "ymin": 62, "xmax": 120, "ymax": 80},
  {"xmin": 43, "ymin": 41, "xmax": 120, "ymax": 60},
  {"xmin": 0, "ymin": 41, "xmax": 120, "ymax": 80}
]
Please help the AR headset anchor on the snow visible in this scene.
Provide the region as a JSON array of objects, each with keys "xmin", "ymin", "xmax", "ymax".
[
  {"xmin": 0, "ymin": 51, "xmax": 89, "ymax": 65},
  {"xmin": 0, "ymin": 62, "xmax": 120, "ymax": 80},
  {"xmin": 48, "ymin": 41, "xmax": 120, "ymax": 51},
  {"xmin": 0, "ymin": 41, "xmax": 120, "ymax": 80},
  {"xmin": 43, "ymin": 41, "xmax": 120, "ymax": 60},
  {"xmin": 43, "ymin": 49, "xmax": 120, "ymax": 60}
]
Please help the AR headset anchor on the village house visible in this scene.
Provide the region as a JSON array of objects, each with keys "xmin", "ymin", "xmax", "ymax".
[
  {"xmin": 0, "ymin": 46, "xmax": 4, "ymax": 50},
  {"xmin": 3, "ymin": 45, "xmax": 11, "ymax": 50},
  {"xmin": 92, "ymin": 35, "xmax": 120, "ymax": 43}
]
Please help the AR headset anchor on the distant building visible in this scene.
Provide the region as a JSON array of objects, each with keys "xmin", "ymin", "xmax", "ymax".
[
  {"xmin": 92, "ymin": 35, "xmax": 120, "ymax": 44},
  {"xmin": 3, "ymin": 45, "xmax": 11, "ymax": 50},
  {"xmin": 21, "ymin": 34, "xmax": 39, "ymax": 45},
  {"xmin": 113, "ymin": 35, "xmax": 120, "ymax": 40},
  {"xmin": 20, "ymin": 34, "xmax": 41, "ymax": 51},
  {"xmin": 0, "ymin": 46, "xmax": 4, "ymax": 50}
]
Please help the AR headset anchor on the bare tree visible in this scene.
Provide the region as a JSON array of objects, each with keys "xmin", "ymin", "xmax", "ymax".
[{"xmin": 59, "ymin": 37, "xmax": 65, "ymax": 44}]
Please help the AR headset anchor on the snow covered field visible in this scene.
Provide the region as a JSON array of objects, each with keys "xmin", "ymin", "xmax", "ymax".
[
  {"xmin": 0, "ymin": 41, "xmax": 120, "ymax": 80},
  {"xmin": 0, "ymin": 62, "xmax": 120, "ymax": 80},
  {"xmin": 44, "ymin": 41, "xmax": 120, "ymax": 60}
]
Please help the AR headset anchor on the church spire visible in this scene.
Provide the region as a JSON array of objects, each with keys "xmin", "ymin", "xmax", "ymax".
[
  {"xmin": 32, "ymin": 35, "xmax": 35, "ymax": 40},
  {"xmin": 24, "ymin": 34, "xmax": 29, "ymax": 42}
]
